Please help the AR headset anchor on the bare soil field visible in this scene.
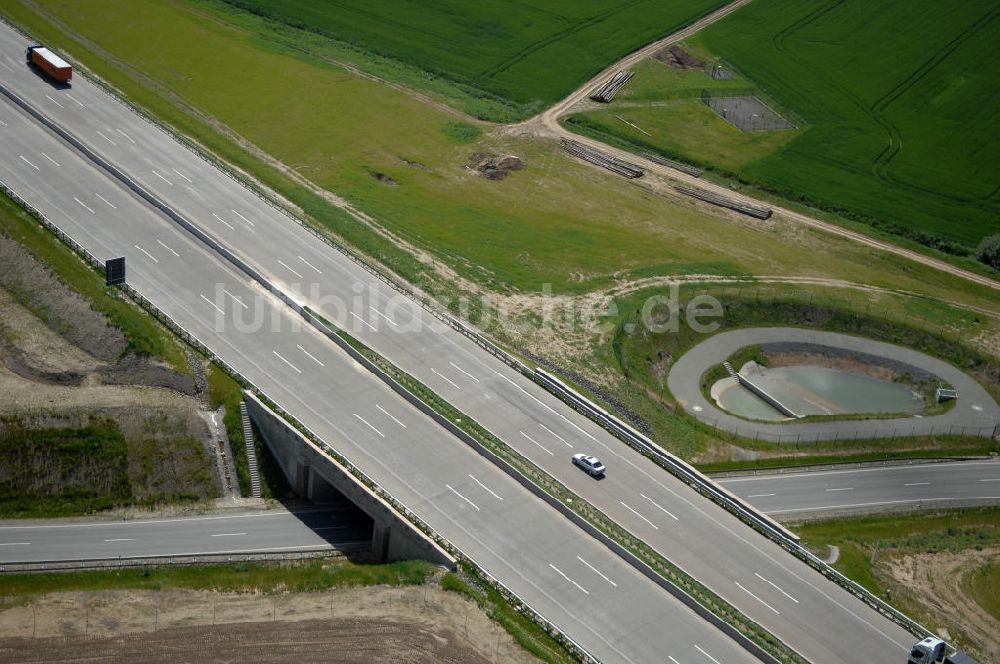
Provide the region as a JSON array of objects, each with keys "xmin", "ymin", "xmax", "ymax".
[
  {"xmin": 884, "ymin": 547, "xmax": 1000, "ymax": 662},
  {"xmin": 0, "ymin": 585, "xmax": 536, "ymax": 663}
]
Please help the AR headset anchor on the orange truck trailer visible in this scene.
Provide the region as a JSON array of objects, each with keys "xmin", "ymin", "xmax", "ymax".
[{"xmin": 26, "ymin": 45, "xmax": 72, "ymax": 83}]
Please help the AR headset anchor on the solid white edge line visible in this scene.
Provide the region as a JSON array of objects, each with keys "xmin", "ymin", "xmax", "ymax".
[{"xmin": 766, "ymin": 496, "xmax": 1000, "ymax": 515}]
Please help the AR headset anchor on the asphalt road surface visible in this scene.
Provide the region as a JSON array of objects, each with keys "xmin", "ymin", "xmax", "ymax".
[
  {"xmin": 668, "ymin": 328, "xmax": 1000, "ymax": 442},
  {"xmin": 0, "ymin": 20, "xmax": 920, "ymax": 663},
  {"xmin": 719, "ymin": 460, "xmax": 1000, "ymax": 518},
  {"xmin": 0, "ymin": 508, "xmax": 371, "ymax": 564},
  {"xmin": 0, "ymin": 81, "xmax": 755, "ymax": 664}
]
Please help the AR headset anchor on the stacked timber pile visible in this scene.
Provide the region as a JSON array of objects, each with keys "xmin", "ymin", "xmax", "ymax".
[
  {"xmin": 562, "ymin": 139, "xmax": 644, "ymax": 178},
  {"xmin": 674, "ymin": 185, "xmax": 772, "ymax": 219},
  {"xmin": 590, "ymin": 70, "xmax": 633, "ymax": 103},
  {"xmin": 641, "ymin": 152, "xmax": 704, "ymax": 177}
]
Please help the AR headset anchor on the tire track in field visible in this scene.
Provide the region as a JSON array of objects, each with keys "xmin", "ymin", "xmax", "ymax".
[
  {"xmin": 473, "ymin": 0, "xmax": 647, "ymax": 82},
  {"xmin": 869, "ymin": 5, "xmax": 1000, "ymax": 186},
  {"xmin": 519, "ymin": 0, "xmax": 999, "ymax": 291}
]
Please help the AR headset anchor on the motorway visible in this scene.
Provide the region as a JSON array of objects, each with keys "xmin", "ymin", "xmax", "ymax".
[
  {"xmin": 0, "ymin": 19, "xmax": 918, "ymax": 663},
  {"xmin": 719, "ymin": 460, "xmax": 1000, "ymax": 518},
  {"xmin": 668, "ymin": 328, "xmax": 1000, "ymax": 442},
  {"xmin": 0, "ymin": 508, "xmax": 371, "ymax": 565},
  {"xmin": 0, "ymin": 67, "xmax": 756, "ymax": 664},
  {"xmin": 5, "ymin": 461, "xmax": 995, "ymax": 567}
]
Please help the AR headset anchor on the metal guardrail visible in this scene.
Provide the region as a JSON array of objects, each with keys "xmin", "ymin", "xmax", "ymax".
[
  {"xmin": 0, "ymin": 24, "xmax": 937, "ymax": 651},
  {"xmin": 529, "ymin": 368, "xmax": 939, "ymax": 643},
  {"xmin": 0, "ymin": 180, "xmax": 597, "ymax": 663}
]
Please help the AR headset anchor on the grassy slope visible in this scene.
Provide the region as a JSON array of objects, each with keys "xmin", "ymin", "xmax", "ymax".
[
  {"xmin": 220, "ymin": 0, "xmax": 724, "ymax": 115},
  {"xmin": 691, "ymin": 0, "xmax": 1000, "ymax": 251},
  {"xmin": 965, "ymin": 562, "xmax": 1000, "ymax": 622},
  {"xmin": 0, "ymin": 559, "xmax": 436, "ymax": 596},
  {"xmin": 602, "ymin": 283, "xmax": 1000, "ymax": 461},
  {"xmin": 795, "ymin": 508, "xmax": 1000, "ymax": 656},
  {"xmin": 4, "ymin": 0, "xmax": 999, "ymax": 316},
  {"xmin": 0, "ymin": 193, "xmax": 189, "ymax": 374}
]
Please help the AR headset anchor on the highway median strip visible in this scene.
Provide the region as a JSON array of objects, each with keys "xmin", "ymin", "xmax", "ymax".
[{"xmin": 307, "ymin": 308, "xmax": 806, "ymax": 664}]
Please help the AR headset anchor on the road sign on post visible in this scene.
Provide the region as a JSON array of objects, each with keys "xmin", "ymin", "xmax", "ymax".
[{"xmin": 105, "ymin": 256, "xmax": 125, "ymax": 286}]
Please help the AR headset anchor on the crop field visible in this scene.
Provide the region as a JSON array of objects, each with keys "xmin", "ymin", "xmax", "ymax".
[
  {"xmin": 221, "ymin": 0, "xmax": 725, "ymax": 116},
  {"xmin": 8, "ymin": 0, "xmax": 1000, "ymax": 314},
  {"xmin": 576, "ymin": 0, "xmax": 1000, "ymax": 254}
]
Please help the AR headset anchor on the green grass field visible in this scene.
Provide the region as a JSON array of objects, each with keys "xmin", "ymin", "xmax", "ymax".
[
  {"xmin": 220, "ymin": 0, "xmax": 725, "ymax": 117},
  {"xmin": 8, "ymin": 0, "xmax": 1000, "ymax": 311},
  {"xmin": 572, "ymin": 0, "xmax": 1000, "ymax": 255},
  {"xmin": 964, "ymin": 561, "xmax": 1000, "ymax": 622}
]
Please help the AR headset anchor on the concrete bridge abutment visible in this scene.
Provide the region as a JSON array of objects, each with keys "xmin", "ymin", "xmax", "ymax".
[{"xmin": 243, "ymin": 392, "xmax": 455, "ymax": 568}]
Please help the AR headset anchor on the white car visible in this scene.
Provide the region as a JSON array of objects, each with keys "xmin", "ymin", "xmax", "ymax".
[{"xmin": 572, "ymin": 453, "xmax": 606, "ymax": 477}]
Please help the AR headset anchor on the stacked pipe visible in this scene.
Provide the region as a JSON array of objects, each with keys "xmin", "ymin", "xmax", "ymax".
[
  {"xmin": 674, "ymin": 185, "xmax": 772, "ymax": 219},
  {"xmin": 562, "ymin": 139, "xmax": 644, "ymax": 178},
  {"xmin": 642, "ymin": 152, "xmax": 704, "ymax": 177},
  {"xmin": 590, "ymin": 69, "xmax": 633, "ymax": 103}
]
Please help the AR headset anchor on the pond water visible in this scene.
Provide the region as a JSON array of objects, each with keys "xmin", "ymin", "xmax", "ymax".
[{"xmin": 712, "ymin": 366, "xmax": 924, "ymax": 422}]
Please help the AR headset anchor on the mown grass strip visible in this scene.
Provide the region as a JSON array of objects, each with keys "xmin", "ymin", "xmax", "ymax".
[{"xmin": 0, "ymin": 558, "xmax": 436, "ymax": 597}]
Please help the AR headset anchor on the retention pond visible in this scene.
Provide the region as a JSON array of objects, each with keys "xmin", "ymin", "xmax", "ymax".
[{"xmin": 713, "ymin": 366, "xmax": 924, "ymax": 422}]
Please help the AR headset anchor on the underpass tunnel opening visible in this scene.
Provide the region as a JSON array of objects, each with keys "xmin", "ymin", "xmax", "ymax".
[{"xmin": 293, "ymin": 467, "xmax": 375, "ymax": 548}]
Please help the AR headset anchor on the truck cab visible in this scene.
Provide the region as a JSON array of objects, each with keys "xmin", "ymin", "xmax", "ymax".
[{"xmin": 908, "ymin": 638, "xmax": 945, "ymax": 664}]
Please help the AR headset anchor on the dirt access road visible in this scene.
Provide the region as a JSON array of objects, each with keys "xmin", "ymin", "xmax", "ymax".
[{"xmin": 516, "ymin": 0, "xmax": 1000, "ymax": 294}]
